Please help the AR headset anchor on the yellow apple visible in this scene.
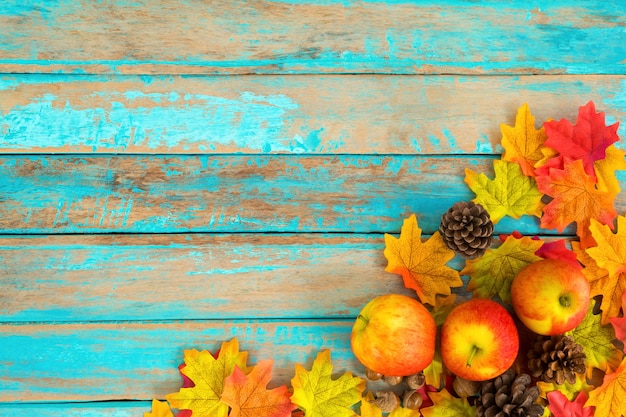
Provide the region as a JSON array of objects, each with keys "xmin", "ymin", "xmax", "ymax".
[
  {"xmin": 440, "ymin": 298, "xmax": 519, "ymax": 381},
  {"xmin": 350, "ymin": 294, "xmax": 436, "ymax": 376},
  {"xmin": 511, "ymin": 258, "xmax": 590, "ymax": 335}
]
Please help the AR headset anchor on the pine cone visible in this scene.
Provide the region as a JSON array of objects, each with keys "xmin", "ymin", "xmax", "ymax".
[
  {"xmin": 476, "ymin": 369, "xmax": 544, "ymax": 417},
  {"xmin": 439, "ymin": 201, "xmax": 494, "ymax": 258},
  {"xmin": 527, "ymin": 335, "xmax": 586, "ymax": 384}
]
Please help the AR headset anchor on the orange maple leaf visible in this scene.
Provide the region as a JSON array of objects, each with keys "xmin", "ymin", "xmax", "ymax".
[
  {"xmin": 166, "ymin": 339, "xmax": 249, "ymax": 417},
  {"xmin": 463, "ymin": 234, "xmax": 543, "ymax": 303},
  {"xmin": 501, "ymin": 103, "xmax": 549, "ymax": 177},
  {"xmin": 290, "ymin": 350, "xmax": 365, "ymax": 417},
  {"xmin": 221, "ymin": 360, "xmax": 296, "ymax": 417},
  {"xmin": 586, "ymin": 357, "xmax": 626, "ymax": 417},
  {"xmin": 536, "ymin": 158, "xmax": 616, "ymax": 249},
  {"xmin": 573, "ymin": 240, "xmax": 626, "ymax": 326},
  {"xmin": 420, "ymin": 388, "xmax": 476, "ymax": 417},
  {"xmin": 610, "ymin": 289, "xmax": 626, "ymax": 352},
  {"xmin": 587, "ymin": 216, "xmax": 626, "ymax": 277},
  {"xmin": 383, "ymin": 214, "xmax": 462, "ymax": 306},
  {"xmin": 145, "ymin": 399, "xmax": 174, "ymax": 417},
  {"xmin": 596, "ymin": 145, "xmax": 626, "ymax": 199}
]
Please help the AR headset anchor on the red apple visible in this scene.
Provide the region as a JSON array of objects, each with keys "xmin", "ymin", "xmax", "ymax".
[
  {"xmin": 511, "ymin": 258, "xmax": 590, "ymax": 336},
  {"xmin": 351, "ymin": 294, "xmax": 436, "ymax": 376},
  {"xmin": 440, "ymin": 298, "xmax": 519, "ymax": 381}
]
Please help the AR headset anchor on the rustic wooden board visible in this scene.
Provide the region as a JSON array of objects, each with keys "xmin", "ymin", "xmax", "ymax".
[
  {"xmin": 0, "ymin": 320, "xmax": 357, "ymax": 402},
  {"xmin": 1, "ymin": 1, "xmax": 625, "ymax": 75},
  {"xmin": 1, "ymin": 74, "xmax": 625, "ymax": 154},
  {"xmin": 0, "ymin": 154, "xmax": 599, "ymax": 235},
  {"xmin": 0, "ymin": 233, "xmax": 420, "ymax": 323},
  {"xmin": 0, "ymin": 402, "xmax": 150, "ymax": 417}
]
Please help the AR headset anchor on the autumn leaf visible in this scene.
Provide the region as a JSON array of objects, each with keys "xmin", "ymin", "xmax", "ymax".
[
  {"xmin": 536, "ymin": 158, "xmax": 617, "ymax": 249},
  {"xmin": 587, "ymin": 216, "xmax": 626, "ymax": 277},
  {"xmin": 166, "ymin": 339, "xmax": 249, "ymax": 417},
  {"xmin": 537, "ymin": 373, "xmax": 594, "ymax": 401},
  {"xmin": 384, "ymin": 214, "xmax": 462, "ymax": 306},
  {"xmin": 543, "ymin": 101, "xmax": 620, "ymax": 180},
  {"xmin": 290, "ymin": 350, "xmax": 365, "ymax": 417},
  {"xmin": 547, "ymin": 390, "xmax": 594, "ymax": 417},
  {"xmin": 463, "ymin": 234, "xmax": 543, "ymax": 303},
  {"xmin": 221, "ymin": 360, "xmax": 296, "ymax": 417},
  {"xmin": 501, "ymin": 103, "xmax": 549, "ymax": 177},
  {"xmin": 420, "ymin": 388, "xmax": 476, "ymax": 417},
  {"xmin": 610, "ymin": 288, "xmax": 626, "ymax": 351},
  {"xmin": 569, "ymin": 300, "xmax": 623, "ymax": 377},
  {"xmin": 586, "ymin": 357, "xmax": 626, "ymax": 417},
  {"xmin": 535, "ymin": 238, "xmax": 580, "ymax": 269},
  {"xmin": 145, "ymin": 399, "xmax": 174, "ymax": 417},
  {"xmin": 464, "ymin": 159, "xmax": 544, "ymax": 223},
  {"xmin": 596, "ymin": 145, "xmax": 626, "ymax": 198}
]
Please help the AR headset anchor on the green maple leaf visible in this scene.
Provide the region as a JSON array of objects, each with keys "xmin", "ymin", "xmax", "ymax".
[
  {"xmin": 291, "ymin": 350, "xmax": 365, "ymax": 417},
  {"xmin": 465, "ymin": 159, "xmax": 545, "ymax": 223},
  {"xmin": 569, "ymin": 300, "xmax": 623, "ymax": 377}
]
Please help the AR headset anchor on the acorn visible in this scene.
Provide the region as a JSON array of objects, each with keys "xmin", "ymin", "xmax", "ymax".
[
  {"xmin": 365, "ymin": 368, "xmax": 383, "ymax": 381},
  {"xmin": 382, "ymin": 375, "xmax": 404, "ymax": 386},
  {"xmin": 402, "ymin": 390, "xmax": 423, "ymax": 410},
  {"xmin": 405, "ymin": 372, "xmax": 425, "ymax": 390},
  {"xmin": 453, "ymin": 376, "xmax": 481, "ymax": 397},
  {"xmin": 371, "ymin": 391, "xmax": 401, "ymax": 413}
]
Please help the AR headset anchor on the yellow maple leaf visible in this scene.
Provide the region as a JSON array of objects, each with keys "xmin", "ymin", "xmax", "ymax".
[
  {"xmin": 465, "ymin": 159, "xmax": 545, "ymax": 223},
  {"xmin": 537, "ymin": 373, "xmax": 594, "ymax": 401},
  {"xmin": 360, "ymin": 392, "xmax": 420, "ymax": 417},
  {"xmin": 586, "ymin": 357, "xmax": 626, "ymax": 417},
  {"xmin": 144, "ymin": 399, "xmax": 174, "ymax": 417},
  {"xmin": 420, "ymin": 388, "xmax": 476, "ymax": 417},
  {"xmin": 501, "ymin": 103, "xmax": 549, "ymax": 177},
  {"xmin": 569, "ymin": 300, "xmax": 623, "ymax": 378},
  {"xmin": 463, "ymin": 235, "xmax": 543, "ymax": 303},
  {"xmin": 573, "ymin": 240, "xmax": 626, "ymax": 325},
  {"xmin": 290, "ymin": 350, "xmax": 365, "ymax": 417},
  {"xmin": 166, "ymin": 339, "xmax": 249, "ymax": 417},
  {"xmin": 596, "ymin": 145, "xmax": 626, "ymax": 199},
  {"xmin": 384, "ymin": 214, "xmax": 462, "ymax": 306},
  {"xmin": 587, "ymin": 216, "xmax": 626, "ymax": 277}
]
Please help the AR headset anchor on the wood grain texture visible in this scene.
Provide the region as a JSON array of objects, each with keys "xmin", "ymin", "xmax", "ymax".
[
  {"xmin": 0, "ymin": 154, "xmax": 588, "ymax": 235},
  {"xmin": 0, "ymin": 320, "xmax": 357, "ymax": 402},
  {"xmin": 1, "ymin": 74, "xmax": 625, "ymax": 154},
  {"xmin": 0, "ymin": 402, "xmax": 149, "ymax": 417},
  {"xmin": 0, "ymin": 233, "xmax": 417, "ymax": 323},
  {"xmin": 1, "ymin": 1, "xmax": 625, "ymax": 75}
]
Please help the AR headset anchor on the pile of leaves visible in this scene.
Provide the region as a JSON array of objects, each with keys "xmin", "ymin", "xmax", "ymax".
[
  {"xmin": 145, "ymin": 102, "xmax": 626, "ymax": 417},
  {"xmin": 383, "ymin": 102, "xmax": 626, "ymax": 416}
]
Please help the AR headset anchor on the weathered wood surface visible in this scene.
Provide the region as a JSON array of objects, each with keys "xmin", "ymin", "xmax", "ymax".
[
  {"xmin": 0, "ymin": 402, "xmax": 149, "ymax": 417},
  {"xmin": 0, "ymin": 233, "xmax": 416, "ymax": 323},
  {"xmin": 1, "ymin": 1, "xmax": 625, "ymax": 75},
  {"xmin": 1, "ymin": 74, "xmax": 625, "ymax": 154},
  {"xmin": 0, "ymin": 154, "xmax": 593, "ymax": 235},
  {"xmin": 0, "ymin": 320, "xmax": 356, "ymax": 402}
]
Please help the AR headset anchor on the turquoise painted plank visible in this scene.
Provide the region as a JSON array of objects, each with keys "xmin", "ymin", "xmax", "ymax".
[
  {"xmin": 0, "ymin": 1, "xmax": 624, "ymax": 74},
  {"xmin": 0, "ymin": 320, "xmax": 358, "ymax": 402},
  {"xmin": 1, "ymin": 74, "xmax": 625, "ymax": 154},
  {"xmin": 0, "ymin": 402, "xmax": 149, "ymax": 417},
  {"xmin": 0, "ymin": 233, "xmax": 450, "ymax": 323},
  {"xmin": 0, "ymin": 154, "xmax": 579, "ymax": 234}
]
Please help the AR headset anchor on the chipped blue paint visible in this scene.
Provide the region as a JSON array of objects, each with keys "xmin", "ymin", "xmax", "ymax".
[{"xmin": 0, "ymin": 402, "xmax": 149, "ymax": 417}]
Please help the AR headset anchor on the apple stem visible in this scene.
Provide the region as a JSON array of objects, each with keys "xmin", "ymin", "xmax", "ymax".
[
  {"xmin": 466, "ymin": 345, "xmax": 480, "ymax": 367},
  {"xmin": 357, "ymin": 314, "xmax": 369, "ymax": 325},
  {"xmin": 559, "ymin": 295, "xmax": 571, "ymax": 307}
]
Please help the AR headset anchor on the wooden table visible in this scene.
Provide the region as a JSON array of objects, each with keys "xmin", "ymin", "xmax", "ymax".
[{"xmin": 0, "ymin": 1, "xmax": 625, "ymax": 415}]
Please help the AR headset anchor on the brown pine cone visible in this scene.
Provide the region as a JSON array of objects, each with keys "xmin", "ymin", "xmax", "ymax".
[
  {"xmin": 439, "ymin": 201, "xmax": 494, "ymax": 258},
  {"xmin": 475, "ymin": 369, "xmax": 544, "ymax": 417},
  {"xmin": 527, "ymin": 335, "xmax": 586, "ymax": 385}
]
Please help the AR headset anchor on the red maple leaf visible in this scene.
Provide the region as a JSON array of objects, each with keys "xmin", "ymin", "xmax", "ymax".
[{"xmin": 539, "ymin": 101, "xmax": 620, "ymax": 180}]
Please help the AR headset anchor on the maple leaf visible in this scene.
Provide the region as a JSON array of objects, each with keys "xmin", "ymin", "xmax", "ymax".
[
  {"xmin": 569, "ymin": 300, "xmax": 623, "ymax": 377},
  {"xmin": 596, "ymin": 145, "xmax": 626, "ymax": 199},
  {"xmin": 384, "ymin": 214, "xmax": 462, "ymax": 306},
  {"xmin": 145, "ymin": 399, "xmax": 174, "ymax": 417},
  {"xmin": 537, "ymin": 373, "xmax": 594, "ymax": 401},
  {"xmin": 586, "ymin": 357, "xmax": 626, "ymax": 417},
  {"xmin": 166, "ymin": 339, "xmax": 249, "ymax": 417},
  {"xmin": 543, "ymin": 101, "xmax": 620, "ymax": 180},
  {"xmin": 535, "ymin": 238, "xmax": 580, "ymax": 268},
  {"xmin": 420, "ymin": 388, "xmax": 476, "ymax": 417},
  {"xmin": 536, "ymin": 158, "xmax": 617, "ymax": 249},
  {"xmin": 573, "ymin": 239, "xmax": 626, "ymax": 325},
  {"xmin": 290, "ymin": 350, "xmax": 365, "ymax": 417},
  {"xmin": 221, "ymin": 360, "xmax": 296, "ymax": 417},
  {"xmin": 463, "ymin": 234, "xmax": 543, "ymax": 303},
  {"xmin": 501, "ymin": 103, "xmax": 549, "ymax": 177},
  {"xmin": 547, "ymin": 390, "xmax": 594, "ymax": 417},
  {"xmin": 464, "ymin": 159, "xmax": 544, "ymax": 223},
  {"xmin": 587, "ymin": 216, "xmax": 626, "ymax": 277},
  {"xmin": 610, "ymin": 288, "xmax": 626, "ymax": 352}
]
